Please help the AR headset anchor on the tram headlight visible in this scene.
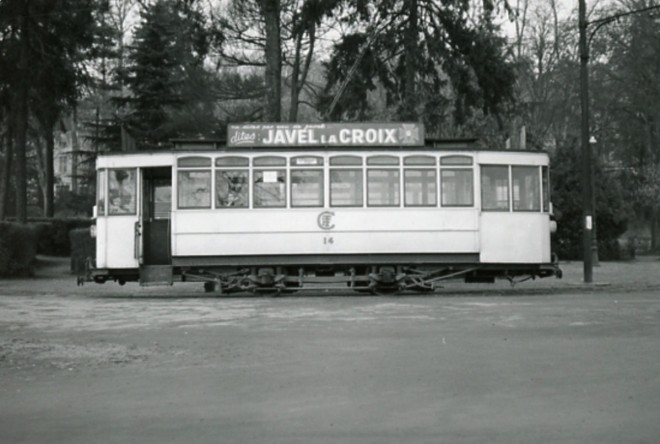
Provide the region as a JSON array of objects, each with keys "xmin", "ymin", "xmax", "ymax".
[
  {"xmin": 550, "ymin": 220, "xmax": 557, "ymax": 234},
  {"xmin": 90, "ymin": 225, "xmax": 97, "ymax": 238}
]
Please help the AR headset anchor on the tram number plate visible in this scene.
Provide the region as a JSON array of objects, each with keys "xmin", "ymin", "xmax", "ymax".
[{"xmin": 323, "ymin": 236, "xmax": 334, "ymax": 245}]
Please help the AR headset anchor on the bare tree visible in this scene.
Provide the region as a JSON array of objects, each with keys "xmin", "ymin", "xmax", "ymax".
[{"xmin": 259, "ymin": 0, "xmax": 282, "ymax": 121}]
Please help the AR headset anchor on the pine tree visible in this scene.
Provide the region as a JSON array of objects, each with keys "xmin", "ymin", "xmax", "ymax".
[
  {"xmin": 319, "ymin": 0, "xmax": 515, "ymax": 132},
  {"xmin": 121, "ymin": 0, "xmax": 222, "ymax": 149},
  {"xmin": 0, "ymin": 0, "xmax": 97, "ymax": 220}
]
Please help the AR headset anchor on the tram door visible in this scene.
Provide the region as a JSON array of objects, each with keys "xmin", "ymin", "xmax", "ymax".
[{"xmin": 140, "ymin": 167, "xmax": 172, "ymax": 277}]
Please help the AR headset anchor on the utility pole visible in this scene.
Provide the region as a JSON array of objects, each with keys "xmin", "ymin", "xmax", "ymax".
[{"xmin": 579, "ymin": 0, "xmax": 594, "ymax": 283}]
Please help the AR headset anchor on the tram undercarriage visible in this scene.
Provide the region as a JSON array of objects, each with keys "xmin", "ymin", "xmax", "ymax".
[
  {"xmin": 82, "ymin": 257, "xmax": 562, "ymax": 294},
  {"xmin": 182, "ymin": 264, "xmax": 561, "ymax": 294}
]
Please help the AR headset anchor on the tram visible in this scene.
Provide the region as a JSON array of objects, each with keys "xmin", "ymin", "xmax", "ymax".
[{"xmin": 82, "ymin": 122, "xmax": 561, "ymax": 293}]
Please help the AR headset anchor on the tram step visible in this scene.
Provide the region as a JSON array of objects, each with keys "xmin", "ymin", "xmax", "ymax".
[{"xmin": 139, "ymin": 265, "xmax": 173, "ymax": 286}]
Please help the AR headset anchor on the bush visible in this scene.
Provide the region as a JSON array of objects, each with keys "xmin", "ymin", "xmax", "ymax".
[
  {"xmin": 0, "ymin": 222, "xmax": 39, "ymax": 277},
  {"xmin": 29, "ymin": 218, "xmax": 94, "ymax": 256},
  {"xmin": 551, "ymin": 142, "xmax": 630, "ymax": 261},
  {"xmin": 70, "ymin": 227, "xmax": 96, "ymax": 274}
]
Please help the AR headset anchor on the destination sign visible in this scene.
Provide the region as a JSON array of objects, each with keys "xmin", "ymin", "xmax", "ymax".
[{"xmin": 227, "ymin": 123, "xmax": 424, "ymax": 147}]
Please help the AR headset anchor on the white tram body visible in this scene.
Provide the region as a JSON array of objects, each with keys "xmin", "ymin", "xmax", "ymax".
[{"xmin": 87, "ymin": 123, "xmax": 559, "ymax": 292}]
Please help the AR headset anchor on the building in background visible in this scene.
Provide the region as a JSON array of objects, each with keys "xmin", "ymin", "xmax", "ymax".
[{"xmin": 54, "ymin": 115, "xmax": 96, "ymax": 198}]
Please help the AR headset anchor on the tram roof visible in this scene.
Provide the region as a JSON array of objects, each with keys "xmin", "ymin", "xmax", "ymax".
[
  {"xmin": 99, "ymin": 143, "xmax": 547, "ymax": 156},
  {"xmin": 96, "ymin": 138, "xmax": 551, "ymax": 157},
  {"xmin": 169, "ymin": 137, "xmax": 480, "ymax": 151}
]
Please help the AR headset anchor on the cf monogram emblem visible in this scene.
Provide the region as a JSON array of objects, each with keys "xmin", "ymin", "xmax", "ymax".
[{"xmin": 317, "ymin": 211, "xmax": 335, "ymax": 230}]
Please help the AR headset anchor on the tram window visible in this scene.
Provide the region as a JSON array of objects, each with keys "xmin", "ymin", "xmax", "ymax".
[
  {"xmin": 178, "ymin": 157, "xmax": 211, "ymax": 168},
  {"xmin": 367, "ymin": 155, "xmax": 399, "ymax": 166},
  {"xmin": 404, "ymin": 169, "xmax": 437, "ymax": 206},
  {"xmin": 254, "ymin": 170, "xmax": 286, "ymax": 207},
  {"xmin": 291, "ymin": 156, "xmax": 323, "ymax": 166},
  {"xmin": 404, "ymin": 155, "xmax": 436, "ymax": 166},
  {"xmin": 152, "ymin": 179, "xmax": 172, "ymax": 219},
  {"xmin": 254, "ymin": 156, "xmax": 286, "ymax": 167},
  {"xmin": 330, "ymin": 155, "xmax": 362, "ymax": 166},
  {"xmin": 367, "ymin": 169, "xmax": 400, "ymax": 207},
  {"xmin": 330, "ymin": 169, "xmax": 363, "ymax": 207},
  {"xmin": 97, "ymin": 169, "xmax": 106, "ymax": 216},
  {"xmin": 216, "ymin": 170, "xmax": 249, "ymax": 208},
  {"xmin": 441, "ymin": 155, "xmax": 473, "ymax": 166},
  {"xmin": 216, "ymin": 156, "xmax": 249, "ymax": 167},
  {"xmin": 178, "ymin": 171, "xmax": 211, "ymax": 209},
  {"xmin": 481, "ymin": 165, "xmax": 509, "ymax": 211},
  {"xmin": 108, "ymin": 168, "xmax": 136, "ymax": 215},
  {"xmin": 542, "ymin": 166, "xmax": 550, "ymax": 212},
  {"xmin": 441, "ymin": 169, "xmax": 474, "ymax": 207},
  {"xmin": 291, "ymin": 170, "xmax": 323, "ymax": 207},
  {"xmin": 512, "ymin": 166, "xmax": 541, "ymax": 211}
]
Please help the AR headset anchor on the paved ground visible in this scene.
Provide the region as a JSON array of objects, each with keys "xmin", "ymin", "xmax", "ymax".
[{"xmin": 1, "ymin": 256, "xmax": 659, "ymax": 443}]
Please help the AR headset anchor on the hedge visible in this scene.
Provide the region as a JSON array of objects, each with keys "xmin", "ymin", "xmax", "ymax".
[
  {"xmin": 0, "ymin": 222, "xmax": 39, "ymax": 277},
  {"xmin": 29, "ymin": 218, "xmax": 93, "ymax": 256},
  {"xmin": 70, "ymin": 227, "xmax": 96, "ymax": 274}
]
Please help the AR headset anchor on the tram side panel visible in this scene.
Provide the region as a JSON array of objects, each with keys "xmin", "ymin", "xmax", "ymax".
[
  {"xmin": 479, "ymin": 213, "xmax": 552, "ymax": 264},
  {"xmin": 99, "ymin": 216, "xmax": 140, "ymax": 269},
  {"xmin": 170, "ymin": 208, "xmax": 480, "ymax": 260}
]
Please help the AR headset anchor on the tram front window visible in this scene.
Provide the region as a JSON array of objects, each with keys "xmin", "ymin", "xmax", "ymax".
[
  {"xmin": 481, "ymin": 165, "xmax": 509, "ymax": 211},
  {"xmin": 108, "ymin": 168, "xmax": 136, "ymax": 215},
  {"xmin": 542, "ymin": 166, "xmax": 550, "ymax": 212},
  {"xmin": 97, "ymin": 169, "xmax": 106, "ymax": 216},
  {"xmin": 512, "ymin": 166, "xmax": 541, "ymax": 211},
  {"xmin": 152, "ymin": 180, "xmax": 172, "ymax": 219}
]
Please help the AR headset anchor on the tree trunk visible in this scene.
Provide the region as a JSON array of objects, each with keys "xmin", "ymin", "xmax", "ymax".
[
  {"xmin": 14, "ymin": 0, "xmax": 30, "ymax": 224},
  {"xmin": 71, "ymin": 107, "xmax": 79, "ymax": 192},
  {"xmin": 288, "ymin": 22, "xmax": 315, "ymax": 123},
  {"xmin": 651, "ymin": 208, "xmax": 659, "ymax": 252},
  {"xmin": 34, "ymin": 136, "xmax": 47, "ymax": 214},
  {"xmin": 0, "ymin": 119, "xmax": 14, "ymax": 220},
  {"xmin": 44, "ymin": 119, "xmax": 55, "ymax": 217},
  {"xmin": 402, "ymin": 0, "xmax": 418, "ymax": 121},
  {"xmin": 260, "ymin": 0, "xmax": 282, "ymax": 122},
  {"xmin": 288, "ymin": 27, "xmax": 303, "ymax": 123}
]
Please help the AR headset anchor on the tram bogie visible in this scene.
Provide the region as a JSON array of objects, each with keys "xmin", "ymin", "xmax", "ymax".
[{"xmin": 82, "ymin": 122, "xmax": 561, "ymax": 294}]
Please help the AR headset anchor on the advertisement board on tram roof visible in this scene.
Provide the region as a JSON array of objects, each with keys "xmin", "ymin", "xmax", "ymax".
[{"xmin": 227, "ymin": 122, "xmax": 424, "ymax": 148}]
